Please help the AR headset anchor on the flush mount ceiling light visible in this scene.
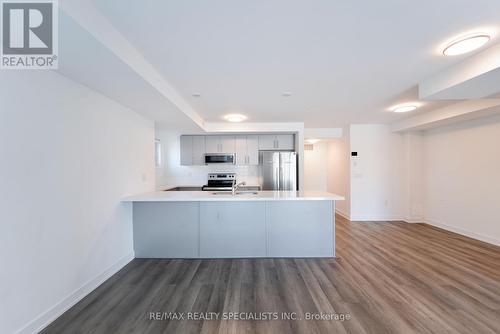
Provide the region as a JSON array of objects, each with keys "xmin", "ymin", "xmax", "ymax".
[
  {"xmin": 282, "ymin": 91, "xmax": 292, "ymax": 97},
  {"xmin": 306, "ymin": 139, "xmax": 320, "ymax": 144},
  {"xmin": 192, "ymin": 93, "xmax": 201, "ymax": 97},
  {"xmin": 442, "ymin": 33, "xmax": 490, "ymax": 56},
  {"xmin": 224, "ymin": 114, "xmax": 247, "ymax": 122},
  {"xmin": 390, "ymin": 104, "xmax": 419, "ymax": 113}
]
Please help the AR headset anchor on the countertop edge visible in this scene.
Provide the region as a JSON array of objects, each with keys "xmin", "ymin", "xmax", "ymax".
[{"xmin": 122, "ymin": 191, "xmax": 345, "ymax": 202}]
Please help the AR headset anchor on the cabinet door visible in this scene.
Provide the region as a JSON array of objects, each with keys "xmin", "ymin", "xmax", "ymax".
[
  {"xmin": 235, "ymin": 135, "xmax": 247, "ymax": 165},
  {"xmin": 192, "ymin": 136, "xmax": 206, "ymax": 165},
  {"xmin": 200, "ymin": 202, "xmax": 266, "ymax": 258},
  {"xmin": 276, "ymin": 134, "xmax": 294, "ymax": 150},
  {"xmin": 258, "ymin": 135, "xmax": 276, "ymax": 150},
  {"xmin": 220, "ymin": 135, "xmax": 235, "ymax": 153},
  {"xmin": 246, "ymin": 135, "xmax": 259, "ymax": 165},
  {"xmin": 133, "ymin": 202, "xmax": 200, "ymax": 258},
  {"xmin": 267, "ymin": 201, "xmax": 334, "ymax": 257},
  {"xmin": 180, "ymin": 135, "xmax": 193, "ymax": 166},
  {"xmin": 205, "ymin": 136, "xmax": 220, "ymax": 153}
]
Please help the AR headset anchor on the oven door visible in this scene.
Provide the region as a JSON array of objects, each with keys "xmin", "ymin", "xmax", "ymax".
[{"xmin": 204, "ymin": 154, "xmax": 236, "ymax": 164}]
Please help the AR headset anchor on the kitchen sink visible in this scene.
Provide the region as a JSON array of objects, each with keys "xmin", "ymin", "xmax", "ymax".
[{"xmin": 211, "ymin": 191, "xmax": 259, "ymax": 196}]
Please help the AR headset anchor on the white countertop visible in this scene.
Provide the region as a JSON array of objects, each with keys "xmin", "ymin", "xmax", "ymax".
[
  {"xmin": 123, "ymin": 190, "xmax": 344, "ymax": 202},
  {"xmin": 156, "ymin": 184, "xmax": 262, "ymax": 191}
]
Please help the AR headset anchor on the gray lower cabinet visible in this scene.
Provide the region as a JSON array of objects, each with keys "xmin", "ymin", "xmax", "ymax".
[
  {"xmin": 200, "ymin": 202, "xmax": 266, "ymax": 258},
  {"xmin": 133, "ymin": 202, "xmax": 199, "ymax": 258},
  {"xmin": 132, "ymin": 200, "xmax": 335, "ymax": 258},
  {"xmin": 267, "ymin": 201, "xmax": 335, "ymax": 257}
]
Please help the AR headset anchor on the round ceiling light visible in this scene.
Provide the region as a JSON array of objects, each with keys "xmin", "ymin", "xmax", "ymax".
[
  {"xmin": 306, "ymin": 139, "xmax": 320, "ymax": 144},
  {"xmin": 224, "ymin": 114, "xmax": 247, "ymax": 122},
  {"xmin": 442, "ymin": 33, "xmax": 490, "ymax": 56},
  {"xmin": 391, "ymin": 104, "xmax": 418, "ymax": 113}
]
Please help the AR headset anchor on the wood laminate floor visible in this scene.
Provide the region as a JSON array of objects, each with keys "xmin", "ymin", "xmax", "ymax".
[{"xmin": 42, "ymin": 215, "xmax": 500, "ymax": 334}]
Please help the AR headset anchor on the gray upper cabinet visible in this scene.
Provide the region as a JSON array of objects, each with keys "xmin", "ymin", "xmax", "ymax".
[
  {"xmin": 180, "ymin": 135, "xmax": 206, "ymax": 166},
  {"xmin": 180, "ymin": 135, "xmax": 193, "ymax": 165},
  {"xmin": 205, "ymin": 136, "xmax": 235, "ymax": 153},
  {"xmin": 205, "ymin": 136, "xmax": 219, "ymax": 153},
  {"xmin": 220, "ymin": 136, "xmax": 236, "ymax": 153},
  {"xmin": 246, "ymin": 135, "xmax": 259, "ymax": 164},
  {"xmin": 192, "ymin": 136, "xmax": 206, "ymax": 165},
  {"xmin": 258, "ymin": 135, "xmax": 276, "ymax": 150},
  {"xmin": 235, "ymin": 135, "xmax": 259, "ymax": 165},
  {"xmin": 181, "ymin": 134, "xmax": 293, "ymax": 165},
  {"xmin": 258, "ymin": 134, "xmax": 295, "ymax": 150}
]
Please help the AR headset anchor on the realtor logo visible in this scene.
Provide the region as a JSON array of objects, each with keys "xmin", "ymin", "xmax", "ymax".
[{"xmin": 1, "ymin": 0, "xmax": 58, "ymax": 69}]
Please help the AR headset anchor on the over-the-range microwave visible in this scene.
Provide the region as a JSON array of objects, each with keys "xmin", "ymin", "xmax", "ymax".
[{"xmin": 204, "ymin": 153, "xmax": 236, "ymax": 165}]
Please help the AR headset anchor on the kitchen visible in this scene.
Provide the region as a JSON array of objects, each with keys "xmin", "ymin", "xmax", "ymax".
[
  {"xmin": 2, "ymin": 1, "xmax": 500, "ymax": 334},
  {"xmin": 127, "ymin": 132, "xmax": 343, "ymax": 259}
]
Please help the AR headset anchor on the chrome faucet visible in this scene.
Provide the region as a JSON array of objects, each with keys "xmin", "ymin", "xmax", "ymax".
[{"xmin": 232, "ymin": 181, "xmax": 246, "ymax": 196}]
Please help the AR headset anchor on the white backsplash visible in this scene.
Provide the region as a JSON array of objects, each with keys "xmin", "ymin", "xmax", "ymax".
[
  {"xmin": 155, "ymin": 130, "xmax": 262, "ymax": 187},
  {"xmin": 160, "ymin": 165, "xmax": 262, "ymax": 187}
]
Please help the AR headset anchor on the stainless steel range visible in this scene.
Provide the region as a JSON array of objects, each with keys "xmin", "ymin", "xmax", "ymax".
[{"xmin": 201, "ymin": 173, "xmax": 236, "ymax": 191}]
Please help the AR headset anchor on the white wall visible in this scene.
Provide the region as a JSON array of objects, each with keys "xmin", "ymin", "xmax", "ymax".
[
  {"xmin": 402, "ymin": 131, "xmax": 425, "ymax": 222},
  {"xmin": 326, "ymin": 129, "xmax": 351, "ymax": 218},
  {"xmin": 349, "ymin": 124, "xmax": 406, "ymax": 221},
  {"xmin": 155, "ymin": 130, "xmax": 261, "ymax": 187},
  {"xmin": 304, "ymin": 142, "xmax": 328, "ymax": 191},
  {"xmin": 0, "ymin": 71, "xmax": 155, "ymax": 334},
  {"xmin": 422, "ymin": 115, "xmax": 500, "ymax": 245},
  {"xmin": 343, "ymin": 117, "xmax": 500, "ymax": 248}
]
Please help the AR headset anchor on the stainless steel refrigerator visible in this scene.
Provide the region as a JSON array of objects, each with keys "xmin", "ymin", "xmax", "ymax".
[{"xmin": 260, "ymin": 151, "xmax": 298, "ymax": 190}]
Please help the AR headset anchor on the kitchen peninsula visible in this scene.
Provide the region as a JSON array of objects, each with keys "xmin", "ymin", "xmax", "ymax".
[{"xmin": 123, "ymin": 191, "xmax": 343, "ymax": 259}]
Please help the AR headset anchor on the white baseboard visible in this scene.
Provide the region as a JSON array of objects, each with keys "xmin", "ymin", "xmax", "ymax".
[
  {"xmin": 339, "ymin": 212, "xmax": 500, "ymax": 247},
  {"xmin": 16, "ymin": 252, "xmax": 134, "ymax": 334},
  {"xmin": 425, "ymin": 219, "xmax": 500, "ymax": 247},
  {"xmin": 349, "ymin": 214, "xmax": 405, "ymax": 222},
  {"xmin": 403, "ymin": 216, "xmax": 425, "ymax": 223},
  {"xmin": 335, "ymin": 209, "xmax": 350, "ymax": 220},
  {"xmin": 340, "ymin": 212, "xmax": 424, "ymax": 224}
]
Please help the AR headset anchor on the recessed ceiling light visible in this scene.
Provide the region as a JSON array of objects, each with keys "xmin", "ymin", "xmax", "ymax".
[
  {"xmin": 306, "ymin": 139, "xmax": 320, "ymax": 144},
  {"xmin": 224, "ymin": 114, "xmax": 247, "ymax": 122},
  {"xmin": 390, "ymin": 104, "xmax": 419, "ymax": 113},
  {"xmin": 192, "ymin": 93, "xmax": 201, "ymax": 97},
  {"xmin": 282, "ymin": 92, "xmax": 292, "ymax": 97},
  {"xmin": 442, "ymin": 33, "xmax": 490, "ymax": 56}
]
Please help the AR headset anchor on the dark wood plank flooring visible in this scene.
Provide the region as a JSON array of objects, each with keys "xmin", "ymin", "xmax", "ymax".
[{"xmin": 42, "ymin": 215, "xmax": 500, "ymax": 334}]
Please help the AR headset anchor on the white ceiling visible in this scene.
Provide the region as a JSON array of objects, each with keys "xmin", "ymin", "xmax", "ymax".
[
  {"xmin": 57, "ymin": 12, "xmax": 201, "ymax": 132},
  {"xmin": 65, "ymin": 0, "xmax": 500, "ymax": 127}
]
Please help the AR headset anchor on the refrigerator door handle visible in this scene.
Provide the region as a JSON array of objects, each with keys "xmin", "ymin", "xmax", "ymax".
[
  {"xmin": 274, "ymin": 166, "xmax": 280, "ymax": 190},
  {"xmin": 279, "ymin": 166, "xmax": 285, "ymax": 190}
]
